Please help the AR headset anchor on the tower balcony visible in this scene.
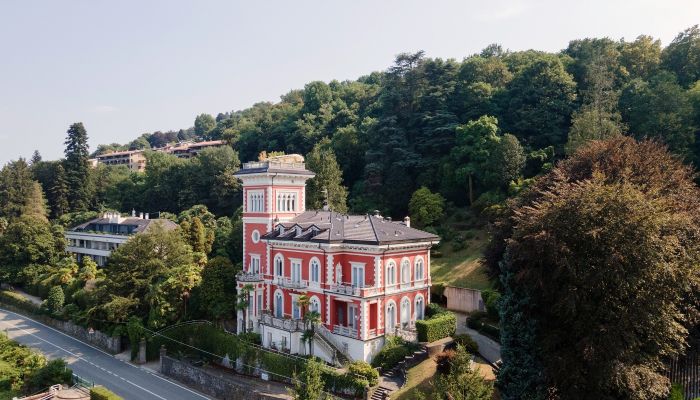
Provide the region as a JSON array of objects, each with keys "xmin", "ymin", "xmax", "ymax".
[
  {"xmin": 273, "ymin": 277, "xmax": 308, "ymax": 290},
  {"xmin": 328, "ymin": 283, "xmax": 383, "ymax": 297},
  {"xmin": 236, "ymin": 271, "xmax": 264, "ymax": 282}
]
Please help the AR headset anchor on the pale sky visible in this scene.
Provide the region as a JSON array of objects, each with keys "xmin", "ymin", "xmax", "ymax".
[{"xmin": 1, "ymin": 0, "xmax": 698, "ymax": 164}]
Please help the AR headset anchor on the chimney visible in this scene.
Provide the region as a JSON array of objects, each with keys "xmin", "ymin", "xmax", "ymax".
[
  {"xmin": 132, "ymin": 209, "xmax": 136, "ymax": 217},
  {"xmin": 145, "ymin": 213, "xmax": 149, "ymax": 220},
  {"xmin": 373, "ymin": 210, "xmax": 381, "ymax": 218},
  {"xmin": 404, "ymin": 216, "xmax": 411, "ymax": 228},
  {"xmin": 139, "ymin": 212, "xmax": 144, "ymax": 219}
]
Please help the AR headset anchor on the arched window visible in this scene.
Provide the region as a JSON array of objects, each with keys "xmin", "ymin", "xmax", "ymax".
[
  {"xmin": 386, "ymin": 260, "xmax": 396, "ymax": 286},
  {"xmin": 386, "ymin": 302, "xmax": 396, "ymax": 332},
  {"xmin": 401, "ymin": 258, "xmax": 411, "ymax": 284},
  {"xmin": 415, "ymin": 295, "xmax": 425, "ymax": 320},
  {"xmin": 275, "ymin": 291, "xmax": 284, "ymax": 318},
  {"xmin": 309, "ymin": 258, "xmax": 321, "ymax": 285},
  {"xmin": 400, "ymin": 297, "xmax": 410, "ymax": 327},
  {"xmin": 415, "ymin": 257, "xmax": 424, "ymax": 281},
  {"xmin": 274, "ymin": 254, "xmax": 284, "ymax": 277}
]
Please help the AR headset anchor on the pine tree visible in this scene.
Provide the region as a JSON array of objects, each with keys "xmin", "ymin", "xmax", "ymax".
[
  {"xmin": 50, "ymin": 164, "xmax": 69, "ymax": 218},
  {"xmin": 63, "ymin": 122, "xmax": 91, "ymax": 212},
  {"xmin": 30, "ymin": 150, "xmax": 42, "ymax": 165},
  {"xmin": 21, "ymin": 182, "xmax": 48, "ymax": 221},
  {"xmin": 305, "ymin": 139, "xmax": 348, "ymax": 213}
]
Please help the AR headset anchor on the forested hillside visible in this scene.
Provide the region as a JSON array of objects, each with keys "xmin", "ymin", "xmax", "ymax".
[{"xmin": 73, "ymin": 26, "xmax": 700, "ymax": 223}]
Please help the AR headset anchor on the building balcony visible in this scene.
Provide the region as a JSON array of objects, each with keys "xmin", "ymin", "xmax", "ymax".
[
  {"xmin": 260, "ymin": 312, "xmax": 305, "ymax": 332},
  {"xmin": 328, "ymin": 283, "xmax": 383, "ymax": 297},
  {"xmin": 274, "ymin": 277, "xmax": 308, "ymax": 289},
  {"xmin": 333, "ymin": 325, "xmax": 359, "ymax": 339},
  {"xmin": 237, "ymin": 271, "xmax": 264, "ymax": 282}
]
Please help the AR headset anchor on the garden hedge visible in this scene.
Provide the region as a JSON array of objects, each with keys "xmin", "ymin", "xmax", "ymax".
[
  {"xmin": 90, "ymin": 386, "xmax": 123, "ymax": 400},
  {"xmin": 416, "ymin": 312, "xmax": 456, "ymax": 343},
  {"xmin": 0, "ymin": 290, "xmax": 40, "ymax": 314}
]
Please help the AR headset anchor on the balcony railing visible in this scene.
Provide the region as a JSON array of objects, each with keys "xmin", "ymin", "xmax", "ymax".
[
  {"xmin": 328, "ymin": 283, "xmax": 383, "ymax": 297},
  {"xmin": 274, "ymin": 277, "xmax": 308, "ymax": 289},
  {"xmin": 333, "ymin": 325, "xmax": 359, "ymax": 339},
  {"xmin": 237, "ymin": 271, "xmax": 264, "ymax": 282},
  {"xmin": 260, "ymin": 312, "xmax": 305, "ymax": 332},
  {"xmin": 368, "ymin": 329, "xmax": 378, "ymax": 338}
]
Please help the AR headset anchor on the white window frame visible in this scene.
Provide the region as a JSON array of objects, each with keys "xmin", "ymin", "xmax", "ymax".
[
  {"xmin": 309, "ymin": 257, "xmax": 321, "ymax": 287},
  {"xmin": 251, "ymin": 229, "xmax": 260, "ymax": 244},
  {"xmin": 249, "ymin": 254, "xmax": 261, "ymax": 274},
  {"xmin": 247, "ymin": 190, "xmax": 264, "ymax": 212},
  {"xmin": 415, "ymin": 294, "xmax": 425, "ymax": 320},
  {"xmin": 274, "ymin": 290, "xmax": 284, "ymax": 318},
  {"xmin": 386, "ymin": 260, "xmax": 396, "ymax": 286},
  {"xmin": 401, "ymin": 258, "xmax": 411, "ymax": 284},
  {"xmin": 351, "ymin": 262, "xmax": 365, "ymax": 288},
  {"xmin": 276, "ymin": 191, "xmax": 298, "ymax": 212},
  {"xmin": 290, "ymin": 258, "xmax": 302, "ymax": 283},
  {"xmin": 415, "ymin": 257, "xmax": 425, "ymax": 281},
  {"xmin": 274, "ymin": 254, "xmax": 284, "ymax": 278}
]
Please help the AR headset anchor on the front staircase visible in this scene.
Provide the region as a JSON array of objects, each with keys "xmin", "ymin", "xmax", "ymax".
[{"xmin": 313, "ymin": 324, "xmax": 352, "ymax": 366}]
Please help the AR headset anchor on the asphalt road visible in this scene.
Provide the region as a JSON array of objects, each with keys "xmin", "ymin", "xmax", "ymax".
[
  {"xmin": 0, "ymin": 308, "xmax": 211, "ymax": 400},
  {"xmin": 455, "ymin": 312, "xmax": 502, "ymax": 364}
]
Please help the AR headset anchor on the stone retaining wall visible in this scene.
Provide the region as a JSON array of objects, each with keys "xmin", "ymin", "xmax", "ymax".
[
  {"xmin": 0, "ymin": 302, "xmax": 121, "ymax": 353},
  {"xmin": 160, "ymin": 355, "xmax": 289, "ymax": 400}
]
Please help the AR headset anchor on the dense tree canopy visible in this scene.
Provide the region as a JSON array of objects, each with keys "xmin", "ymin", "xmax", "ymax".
[{"xmin": 491, "ymin": 137, "xmax": 700, "ymax": 400}]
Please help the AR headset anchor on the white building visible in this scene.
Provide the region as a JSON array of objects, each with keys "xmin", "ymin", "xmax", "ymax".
[{"xmin": 65, "ymin": 211, "xmax": 178, "ymax": 266}]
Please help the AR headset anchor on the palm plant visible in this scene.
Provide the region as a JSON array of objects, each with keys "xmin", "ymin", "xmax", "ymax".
[{"xmin": 236, "ymin": 284, "xmax": 254, "ymax": 333}]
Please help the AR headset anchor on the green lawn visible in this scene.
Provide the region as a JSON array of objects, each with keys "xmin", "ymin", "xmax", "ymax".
[
  {"xmin": 430, "ymin": 229, "xmax": 493, "ymax": 290},
  {"xmin": 392, "ymin": 357, "xmax": 437, "ymax": 400}
]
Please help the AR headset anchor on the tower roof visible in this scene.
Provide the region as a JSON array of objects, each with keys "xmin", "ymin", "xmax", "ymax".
[{"xmin": 234, "ymin": 154, "xmax": 315, "ymax": 177}]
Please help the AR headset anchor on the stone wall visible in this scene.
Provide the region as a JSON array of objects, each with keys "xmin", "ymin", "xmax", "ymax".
[
  {"xmin": 160, "ymin": 355, "xmax": 290, "ymax": 400},
  {"xmin": 0, "ymin": 302, "xmax": 121, "ymax": 353}
]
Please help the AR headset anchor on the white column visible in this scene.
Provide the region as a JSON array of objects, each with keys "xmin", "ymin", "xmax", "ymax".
[
  {"xmin": 326, "ymin": 254, "xmax": 334, "ymax": 285},
  {"xmin": 374, "ymin": 256, "xmax": 381, "ymax": 287},
  {"xmin": 361, "ymin": 300, "xmax": 368, "ymax": 340},
  {"xmin": 326, "ymin": 295, "xmax": 331, "ymax": 325}
]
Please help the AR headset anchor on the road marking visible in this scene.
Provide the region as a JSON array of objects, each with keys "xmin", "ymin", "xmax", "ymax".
[{"xmin": 0, "ymin": 308, "xmax": 210, "ymax": 400}]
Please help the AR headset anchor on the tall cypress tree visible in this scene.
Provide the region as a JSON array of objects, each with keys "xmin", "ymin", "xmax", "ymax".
[
  {"xmin": 50, "ymin": 164, "xmax": 69, "ymax": 219},
  {"xmin": 63, "ymin": 122, "xmax": 91, "ymax": 212},
  {"xmin": 305, "ymin": 139, "xmax": 348, "ymax": 213}
]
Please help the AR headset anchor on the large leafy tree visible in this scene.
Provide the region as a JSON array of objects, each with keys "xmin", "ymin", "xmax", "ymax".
[
  {"xmin": 492, "ymin": 137, "xmax": 700, "ymax": 400},
  {"xmin": 0, "ymin": 159, "xmax": 40, "ymax": 220},
  {"xmin": 662, "ymin": 25, "xmax": 700, "ymax": 87},
  {"xmin": 95, "ymin": 222, "xmax": 201, "ymax": 328},
  {"xmin": 0, "ymin": 216, "xmax": 65, "ymax": 283},
  {"xmin": 619, "ymin": 72, "xmax": 696, "ymax": 159},
  {"xmin": 305, "ymin": 139, "xmax": 348, "ymax": 213},
  {"xmin": 190, "ymin": 256, "xmax": 238, "ymax": 322},
  {"xmin": 408, "ymin": 187, "xmax": 445, "ymax": 229},
  {"xmin": 63, "ymin": 122, "xmax": 92, "ymax": 212},
  {"xmin": 194, "ymin": 113, "xmax": 217, "ymax": 139},
  {"xmin": 501, "ymin": 57, "xmax": 577, "ymax": 149}
]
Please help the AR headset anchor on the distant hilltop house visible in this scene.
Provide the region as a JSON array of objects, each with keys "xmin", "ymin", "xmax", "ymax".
[
  {"xmin": 65, "ymin": 211, "xmax": 178, "ymax": 267},
  {"xmin": 234, "ymin": 154, "xmax": 439, "ymax": 364},
  {"xmin": 88, "ymin": 139, "xmax": 227, "ymax": 172}
]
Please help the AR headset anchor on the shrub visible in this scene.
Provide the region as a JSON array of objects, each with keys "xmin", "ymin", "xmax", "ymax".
[
  {"xmin": 46, "ymin": 286, "xmax": 65, "ymax": 314},
  {"xmin": 371, "ymin": 336, "xmax": 416, "ymax": 371},
  {"xmin": 430, "ymin": 283, "xmax": 446, "ymax": 304},
  {"xmin": 425, "ymin": 303, "xmax": 448, "ymax": 318},
  {"xmin": 451, "ymin": 240, "xmax": 466, "ymax": 251},
  {"xmin": 481, "ymin": 290, "xmax": 501, "ymax": 320},
  {"xmin": 0, "ymin": 290, "xmax": 40, "ymax": 314},
  {"xmin": 670, "ymin": 383, "xmax": 683, "ymax": 400},
  {"xmin": 90, "ymin": 386, "xmax": 124, "ymax": 400},
  {"xmin": 239, "ymin": 332, "xmax": 261, "ymax": 345},
  {"xmin": 467, "ymin": 312, "xmax": 487, "ymax": 329},
  {"xmin": 26, "ymin": 359, "xmax": 72, "ymax": 393},
  {"xmin": 348, "ymin": 361, "xmax": 379, "ymax": 387},
  {"xmin": 436, "ymin": 349, "xmax": 456, "ymax": 374},
  {"xmin": 416, "ymin": 312, "xmax": 456, "ymax": 343},
  {"xmin": 452, "ymin": 334, "xmax": 479, "ymax": 354}
]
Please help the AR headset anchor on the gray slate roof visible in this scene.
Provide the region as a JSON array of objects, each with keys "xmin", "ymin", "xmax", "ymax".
[{"xmin": 261, "ymin": 211, "xmax": 440, "ymax": 245}]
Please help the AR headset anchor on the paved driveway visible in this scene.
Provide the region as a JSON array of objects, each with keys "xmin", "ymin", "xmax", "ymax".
[
  {"xmin": 455, "ymin": 312, "xmax": 501, "ymax": 364},
  {"xmin": 0, "ymin": 308, "xmax": 212, "ymax": 400}
]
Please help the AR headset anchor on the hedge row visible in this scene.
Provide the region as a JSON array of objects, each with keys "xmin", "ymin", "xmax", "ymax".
[
  {"xmin": 416, "ymin": 312, "xmax": 456, "ymax": 343},
  {"xmin": 0, "ymin": 290, "xmax": 40, "ymax": 314},
  {"xmin": 90, "ymin": 386, "xmax": 123, "ymax": 400},
  {"xmin": 147, "ymin": 324, "xmax": 371, "ymax": 395}
]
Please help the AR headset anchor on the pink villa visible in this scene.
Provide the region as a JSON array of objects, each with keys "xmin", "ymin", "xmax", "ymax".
[{"xmin": 234, "ymin": 154, "xmax": 439, "ymax": 363}]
